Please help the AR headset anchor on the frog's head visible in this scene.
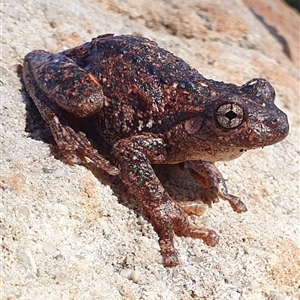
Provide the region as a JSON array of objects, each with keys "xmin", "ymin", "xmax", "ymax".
[{"xmin": 184, "ymin": 78, "xmax": 289, "ymax": 157}]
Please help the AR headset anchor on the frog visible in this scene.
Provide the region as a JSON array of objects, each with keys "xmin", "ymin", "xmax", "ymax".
[{"xmin": 22, "ymin": 34, "xmax": 289, "ymax": 267}]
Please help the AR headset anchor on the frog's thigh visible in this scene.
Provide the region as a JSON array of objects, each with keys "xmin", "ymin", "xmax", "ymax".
[
  {"xmin": 23, "ymin": 54, "xmax": 119, "ymax": 175},
  {"xmin": 23, "ymin": 50, "xmax": 105, "ymax": 117},
  {"xmin": 112, "ymin": 135, "xmax": 219, "ymax": 266}
]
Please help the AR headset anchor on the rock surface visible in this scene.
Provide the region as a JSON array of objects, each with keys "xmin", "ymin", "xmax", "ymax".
[{"xmin": 1, "ymin": 0, "xmax": 299, "ymax": 299}]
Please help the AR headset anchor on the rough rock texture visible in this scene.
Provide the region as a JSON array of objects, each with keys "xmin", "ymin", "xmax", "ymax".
[{"xmin": 1, "ymin": 0, "xmax": 299, "ymax": 299}]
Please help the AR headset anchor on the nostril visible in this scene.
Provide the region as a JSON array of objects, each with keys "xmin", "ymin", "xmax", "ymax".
[
  {"xmin": 271, "ymin": 117, "xmax": 278, "ymax": 125},
  {"xmin": 269, "ymin": 115, "xmax": 279, "ymax": 127}
]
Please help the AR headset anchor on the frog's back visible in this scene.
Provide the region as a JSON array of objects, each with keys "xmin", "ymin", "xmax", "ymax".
[{"xmin": 75, "ymin": 34, "xmax": 206, "ymax": 140}]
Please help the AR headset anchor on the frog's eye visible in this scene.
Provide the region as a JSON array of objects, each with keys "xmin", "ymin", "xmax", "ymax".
[{"xmin": 215, "ymin": 103, "xmax": 244, "ymax": 129}]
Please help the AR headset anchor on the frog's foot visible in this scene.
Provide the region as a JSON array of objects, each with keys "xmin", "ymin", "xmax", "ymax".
[
  {"xmin": 34, "ymin": 94, "xmax": 119, "ymax": 175},
  {"xmin": 50, "ymin": 114, "xmax": 119, "ymax": 175},
  {"xmin": 143, "ymin": 194, "xmax": 219, "ymax": 267},
  {"xmin": 183, "ymin": 161, "xmax": 247, "ymax": 213},
  {"xmin": 113, "ymin": 136, "xmax": 219, "ymax": 267}
]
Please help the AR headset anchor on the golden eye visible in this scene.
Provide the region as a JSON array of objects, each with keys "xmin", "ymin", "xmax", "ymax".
[{"xmin": 215, "ymin": 103, "xmax": 244, "ymax": 129}]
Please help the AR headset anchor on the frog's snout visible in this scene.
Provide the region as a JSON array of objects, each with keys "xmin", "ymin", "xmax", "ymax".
[
  {"xmin": 275, "ymin": 110, "xmax": 289, "ymax": 140},
  {"xmin": 263, "ymin": 109, "xmax": 289, "ymax": 145}
]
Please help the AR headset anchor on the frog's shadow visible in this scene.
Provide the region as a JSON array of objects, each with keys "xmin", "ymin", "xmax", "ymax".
[{"xmin": 19, "ymin": 72, "xmax": 206, "ymax": 221}]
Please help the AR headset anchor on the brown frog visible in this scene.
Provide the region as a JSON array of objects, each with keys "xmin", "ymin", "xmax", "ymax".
[{"xmin": 23, "ymin": 34, "xmax": 289, "ymax": 267}]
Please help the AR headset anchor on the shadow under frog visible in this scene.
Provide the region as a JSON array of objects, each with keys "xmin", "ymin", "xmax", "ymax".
[{"xmin": 21, "ymin": 34, "xmax": 289, "ymax": 267}]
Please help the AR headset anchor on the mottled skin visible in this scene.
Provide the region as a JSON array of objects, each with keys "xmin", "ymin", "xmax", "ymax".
[{"xmin": 23, "ymin": 34, "xmax": 289, "ymax": 267}]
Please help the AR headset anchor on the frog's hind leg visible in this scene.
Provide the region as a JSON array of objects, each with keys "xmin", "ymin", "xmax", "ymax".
[
  {"xmin": 112, "ymin": 135, "xmax": 219, "ymax": 267},
  {"xmin": 23, "ymin": 50, "xmax": 107, "ymax": 117},
  {"xmin": 183, "ymin": 161, "xmax": 247, "ymax": 213},
  {"xmin": 23, "ymin": 50, "xmax": 119, "ymax": 175}
]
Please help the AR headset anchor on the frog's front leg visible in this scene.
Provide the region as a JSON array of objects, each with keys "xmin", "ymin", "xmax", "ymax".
[
  {"xmin": 183, "ymin": 161, "xmax": 247, "ymax": 213},
  {"xmin": 112, "ymin": 135, "xmax": 219, "ymax": 267},
  {"xmin": 23, "ymin": 50, "xmax": 119, "ymax": 175}
]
